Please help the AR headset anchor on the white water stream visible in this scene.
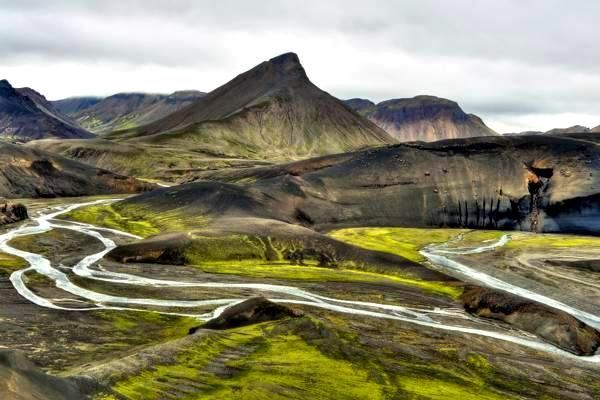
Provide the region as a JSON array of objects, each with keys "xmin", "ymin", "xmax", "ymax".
[{"xmin": 1, "ymin": 199, "xmax": 599, "ymax": 363}]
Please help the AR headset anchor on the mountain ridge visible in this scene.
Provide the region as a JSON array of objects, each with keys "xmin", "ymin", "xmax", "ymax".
[{"xmin": 0, "ymin": 79, "xmax": 93, "ymax": 142}]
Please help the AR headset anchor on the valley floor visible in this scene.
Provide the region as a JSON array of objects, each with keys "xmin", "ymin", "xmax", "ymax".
[{"xmin": 1, "ymin": 197, "xmax": 600, "ymax": 399}]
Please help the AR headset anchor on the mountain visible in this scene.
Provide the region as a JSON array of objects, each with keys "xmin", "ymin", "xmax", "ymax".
[
  {"xmin": 345, "ymin": 95, "xmax": 497, "ymax": 142},
  {"xmin": 592, "ymin": 125, "xmax": 600, "ymax": 133},
  {"xmin": 16, "ymin": 87, "xmax": 83, "ymax": 131},
  {"xmin": 110, "ymin": 52, "xmax": 394, "ymax": 159},
  {"xmin": 0, "ymin": 142, "xmax": 154, "ymax": 198},
  {"xmin": 56, "ymin": 90, "xmax": 206, "ymax": 133},
  {"xmin": 546, "ymin": 125, "xmax": 591, "ymax": 135},
  {"xmin": 51, "ymin": 96, "xmax": 102, "ymax": 115},
  {"xmin": 0, "ymin": 80, "xmax": 93, "ymax": 142}
]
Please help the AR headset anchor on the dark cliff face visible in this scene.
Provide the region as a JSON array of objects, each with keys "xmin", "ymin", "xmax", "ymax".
[{"xmin": 346, "ymin": 95, "xmax": 497, "ymax": 142}]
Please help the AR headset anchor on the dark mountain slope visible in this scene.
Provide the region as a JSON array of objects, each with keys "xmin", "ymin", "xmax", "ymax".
[
  {"xmin": 51, "ymin": 96, "xmax": 102, "ymax": 115},
  {"xmin": 16, "ymin": 87, "xmax": 83, "ymax": 131},
  {"xmin": 183, "ymin": 135, "xmax": 600, "ymax": 234},
  {"xmin": 346, "ymin": 95, "xmax": 497, "ymax": 142},
  {"xmin": 0, "ymin": 80, "xmax": 93, "ymax": 142},
  {"xmin": 112, "ymin": 52, "xmax": 394, "ymax": 159}
]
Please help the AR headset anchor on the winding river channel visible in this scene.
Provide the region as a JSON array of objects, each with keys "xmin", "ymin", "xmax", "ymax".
[{"xmin": 1, "ymin": 199, "xmax": 599, "ymax": 363}]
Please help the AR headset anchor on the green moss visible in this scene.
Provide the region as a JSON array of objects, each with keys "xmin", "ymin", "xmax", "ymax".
[
  {"xmin": 397, "ymin": 376, "xmax": 509, "ymax": 400},
  {"xmin": 96, "ymin": 310, "xmax": 199, "ymax": 343},
  {"xmin": 63, "ymin": 204, "xmax": 160, "ymax": 238},
  {"xmin": 100, "ymin": 317, "xmax": 526, "ymax": 400},
  {"xmin": 184, "ymin": 234, "xmax": 461, "ymax": 298},
  {"xmin": 466, "ymin": 353, "xmax": 493, "ymax": 376},
  {"xmin": 329, "ymin": 227, "xmax": 464, "ymax": 263},
  {"xmin": 0, "ymin": 252, "xmax": 26, "ymax": 275},
  {"xmin": 194, "ymin": 260, "xmax": 458, "ymax": 296},
  {"xmin": 329, "ymin": 228, "xmax": 505, "ymax": 263},
  {"xmin": 108, "ymin": 321, "xmax": 388, "ymax": 400},
  {"xmin": 507, "ymin": 232, "xmax": 600, "ymax": 250}
]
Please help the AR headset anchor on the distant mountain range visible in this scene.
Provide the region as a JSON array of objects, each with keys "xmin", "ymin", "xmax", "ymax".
[
  {"xmin": 506, "ymin": 125, "xmax": 600, "ymax": 136},
  {"xmin": 53, "ymin": 90, "xmax": 206, "ymax": 133},
  {"xmin": 345, "ymin": 95, "xmax": 497, "ymax": 142},
  {"xmin": 29, "ymin": 53, "xmax": 395, "ymax": 178}
]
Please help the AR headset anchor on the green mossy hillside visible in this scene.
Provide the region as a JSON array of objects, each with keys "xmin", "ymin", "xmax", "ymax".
[{"xmin": 94, "ymin": 317, "xmax": 521, "ymax": 400}]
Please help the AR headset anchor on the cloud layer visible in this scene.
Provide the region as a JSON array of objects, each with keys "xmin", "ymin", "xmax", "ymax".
[{"xmin": 1, "ymin": 0, "xmax": 599, "ymax": 132}]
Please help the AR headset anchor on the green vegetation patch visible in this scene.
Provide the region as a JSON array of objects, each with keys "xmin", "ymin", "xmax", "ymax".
[
  {"xmin": 329, "ymin": 227, "xmax": 465, "ymax": 262},
  {"xmin": 97, "ymin": 310, "xmax": 199, "ymax": 343},
  {"xmin": 397, "ymin": 376, "xmax": 508, "ymax": 400},
  {"xmin": 105, "ymin": 321, "xmax": 388, "ymax": 400},
  {"xmin": 0, "ymin": 251, "xmax": 26, "ymax": 275},
  {"xmin": 184, "ymin": 234, "xmax": 460, "ymax": 298},
  {"xmin": 97, "ymin": 317, "xmax": 522, "ymax": 400},
  {"xmin": 63, "ymin": 204, "xmax": 160, "ymax": 237},
  {"xmin": 330, "ymin": 228, "xmax": 504, "ymax": 263},
  {"xmin": 507, "ymin": 232, "xmax": 600, "ymax": 250}
]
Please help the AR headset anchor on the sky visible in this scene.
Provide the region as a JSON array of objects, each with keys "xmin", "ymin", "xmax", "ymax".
[{"xmin": 1, "ymin": 0, "xmax": 599, "ymax": 133}]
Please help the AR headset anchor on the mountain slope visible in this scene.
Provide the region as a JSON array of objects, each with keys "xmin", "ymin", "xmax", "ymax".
[
  {"xmin": 0, "ymin": 142, "xmax": 153, "ymax": 198},
  {"xmin": 16, "ymin": 87, "xmax": 83, "ymax": 131},
  {"xmin": 51, "ymin": 96, "xmax": 102, "ymax": 115},
  {"xmin": 345, "ymin": 95, "xmax": 497, "ymax": 142},
  {"xmin": 58, "ymin": 91, "xmax": 206, "ymax": 133},
  {"xmin": 0, "ymin": 80, "xmax": 93, "ymax": 142},
  {"xmin": 112, "ymin": 52, "xmax": 394, "ymax": 159},
  {"xmin": 188, "ymin": 134, "xmax": 600, "ymax": 234}
]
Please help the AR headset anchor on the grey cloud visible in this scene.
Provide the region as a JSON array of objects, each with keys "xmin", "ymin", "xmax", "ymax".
[{"xmin": 1, "ymin": 0, "xmax": 599, "ymax": 130}]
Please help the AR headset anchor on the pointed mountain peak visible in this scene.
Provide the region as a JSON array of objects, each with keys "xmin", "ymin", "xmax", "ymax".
[{"xmin": 239, "ymin": 52, "xmax": 308, "ymax": 85}]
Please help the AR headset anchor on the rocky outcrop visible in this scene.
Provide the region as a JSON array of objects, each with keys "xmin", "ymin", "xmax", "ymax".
[
  {"xmin": 190, "ymin": 297, "xmax": 302, "ymax": 333},
  {"xmin": 0, "ymin": 349, "xmax": 90, "ymax": 400},
  {"xmin": 345, "ymin": 95, "xmax": 496, "ymax": 142},
  {"xmin": 461, "ymin": 287, "xmax": 600, "ymax": 356},
  {"xmin": 0, "ymin": 202, "xmax": 28, "ymax": 226}
]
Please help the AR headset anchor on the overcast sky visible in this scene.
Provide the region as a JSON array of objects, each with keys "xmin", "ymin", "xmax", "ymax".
[{"xmin": 1, "ymin": 0, "xmax": 599, "ymax": 132}]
